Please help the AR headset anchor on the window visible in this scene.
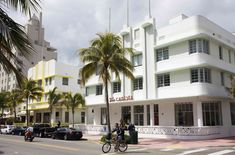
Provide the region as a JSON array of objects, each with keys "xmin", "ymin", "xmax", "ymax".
[
  {"xmin": 35, "ymin": 113, "xmax": 41, "ymax": 123},
  {"xmin": 202, "ymin": 101, "xmax": 222, "ymax": 126},
  {"xmin": 113, "ymin": 82, "xmax": 121, "ymax": 93},
  {"xmin": 77, "ymin": 79, "xmax": 81, "ymax": 84},
  {"xmin": 65, "ymin": 112, "xmax": 69, "ymax": 123},
  {"xmin": 121, "ymin": 106, "xmax": 131, "ymax": 124},
  {"xmin": 81, "ymin": 112, "xmax": 85, "ymax": 123},
  {"xmin": 219, "ymin": 46, "xmax": 223, "ymax": 60},
  {"xmin": 49, "ymin": 77, "xmax": 52, "ymax": 85},
  {"xmin": 175, "ymin": 103, "xmax": 193, "ymax": 126},
  {"xmin": 220, "ymin": 72, "xmax": 224, "ymax": 86},
  {"xmin": 134, "ymin": 105, "xmax": 144, "ymax": 126},
  {"xmin": 157, "ymin": 74, "xmax": 170, "ymax": 87},
  {"xmin": 132, "ymin": 54, "xmax": 142, "ymax": 67},
  {"xmin": 85, "ymin": 87, "xmax": 89, "ymax": 96},
  {"xmin": 229, "ymin": 50, "xmax": 231, "ymax": 63},
  {"xmin": 62, "ymin": 77, "xmax": 69, "ymax": 85},
  {"xmin": 134, "ymin": 29, "xmax": 140, "ymax": 40},
  {"xmin": 156, "ymin": 47, "xmax": 169, "ymax": 62},
  {"xmin": 96, "ymin": 85, "xmax": 103, "ymax": 95},
  {"xmin": 43, "ymin": 112, "xmax": 50, "ymax": 123},
  {"xmin": 101, "ymin": 108, "xmax": 107, "ymax": 125},
  {"xmin": 38, "ymin": 80, "xmax": 42, "ymax": 87},
  {"xmin": 190, "ymin": 68, "xmax": 211, "ymax": 83},
  {"xmin": 45, "ymin": 78, "xmax": 48, "ymax": 86},
  {"xmin": 133, "ymin": 77, "xmax": 143, "ymax": 90},
  {"xmin": 189, "ymin": 39, "xmax": 209, "ymax": 54},
  {"xmin": 230, "ymin": 103, "xmax": 235, "ymax": 125},
  {"xmin": 154, "ymin": 104, "xmax": 159, "ymax": 125},
  {"xmin": 147, "ymin": 105, "xmax": 150, "ymax": 125}
]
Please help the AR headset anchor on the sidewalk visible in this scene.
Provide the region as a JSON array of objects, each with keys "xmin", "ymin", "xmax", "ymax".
[{"xmin": 83, "ymin": 134, "xmax": 235, "ymax": 149}]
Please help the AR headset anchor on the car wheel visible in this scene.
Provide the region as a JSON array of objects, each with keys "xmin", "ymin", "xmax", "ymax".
[
  {"xmin": 12, "ymin": 132, "xmax": 15, "ymax": 135},
  {"xmin": 64, "ymin": 135, "xmax": 68, "ymax": 140},
  {"xmin": 51, "ymin": 135, "xmax": 55, "ymax": 139},
  {"xmin": 19, "ymin": 132, "xmax": 22, "ymax": 136}
]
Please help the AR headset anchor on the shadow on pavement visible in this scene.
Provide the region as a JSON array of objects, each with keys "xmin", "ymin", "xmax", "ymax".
[{"xmin": 0, "ymin": 151, "xmax": 4, "ymax": 154}]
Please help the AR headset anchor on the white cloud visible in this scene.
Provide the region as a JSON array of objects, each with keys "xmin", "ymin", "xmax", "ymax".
[{"xmin": 8, "ymin": 0, "xmax": 235, "ymax": 65}]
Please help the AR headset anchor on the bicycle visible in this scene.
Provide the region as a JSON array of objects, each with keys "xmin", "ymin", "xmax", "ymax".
[{"xmin": 102, "ymin": 137, "xmax": 128, "ymax": 153}]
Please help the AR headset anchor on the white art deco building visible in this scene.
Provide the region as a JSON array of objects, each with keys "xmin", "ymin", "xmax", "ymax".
[{"xmin": 77, "ymin": 14, "xmax": 235, "ymax": 139}]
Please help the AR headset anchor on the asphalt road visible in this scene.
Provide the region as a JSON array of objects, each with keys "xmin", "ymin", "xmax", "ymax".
[{"xmin": 0, "ymin": 134, "xmax": 235, "ymax": 155}]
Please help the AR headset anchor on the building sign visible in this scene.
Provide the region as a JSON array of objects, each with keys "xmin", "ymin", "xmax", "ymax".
[{"xmin": 109, "ymin": 96, "xmax": 133, "ymax": 102}]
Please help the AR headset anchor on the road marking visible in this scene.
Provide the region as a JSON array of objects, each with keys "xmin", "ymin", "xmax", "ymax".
[
  {"xmin": 160, "ymin": 148, "xmax": 175, "ymax": 152},
  {"xmin": 166, "ymin": 144, "xmax": 182, "ymax": 149},
  {"xmin": 100, "ymin": 148, "xmax": 147, "ymax": 155},
  {"xmin": 0, "ymin": 137, "xmax": 79, "ymax": 152},
  {"xmin": 208, "ymin": 150, "xmax": 235, "ymax": 155},
  {"xmin": 176, "ymin": 148, "xmax": 208, "ymax": 155}
]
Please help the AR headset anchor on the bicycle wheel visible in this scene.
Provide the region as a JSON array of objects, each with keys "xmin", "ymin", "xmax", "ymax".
[
  {"xmin": 119, "ymin": 142, "xmax": 128, "ymax": 152},
  {"xmin": 102, "ymin": 142, "xmax": 111, "ymax": 153}
]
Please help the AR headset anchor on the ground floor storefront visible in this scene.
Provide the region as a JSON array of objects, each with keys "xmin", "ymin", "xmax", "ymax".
[
  {"xmin": 76, "ymin": 96, "xmax": 235, "ymax": 139},
  {"xmin": 32, "ymin": 108, "xmax": 86, "ymax": 126}
]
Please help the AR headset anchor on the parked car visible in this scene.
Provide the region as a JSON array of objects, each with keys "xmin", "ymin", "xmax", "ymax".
[
  {"xmin": 32, "ymin": 123, "xmax": 50, "ymax": 136},
  {"xmin": 38, "ymin": 127, "xmax": 58, "ymax": 138},
  {"xmin": 11, "ymin": 126, "xmax": 26, "ymax": 136},
  {"xmin": 51, "ymin": 128, "xmax": 83, "ymax": 140},
  {"xmin": 0, "ymin": 125, "xmax": 14, "ymax": 134}
]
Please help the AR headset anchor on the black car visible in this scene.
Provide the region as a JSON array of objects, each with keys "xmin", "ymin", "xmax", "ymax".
[
  {"xmin": 11, "ymin": 127, "xmax": 26, "ymax": 136},
  {"xmin": 51, "ymin": 128, "xmax": 83, "ymax": 140},
  {"xmin": 33, "ymin": 123, "xmax": 50, "ymax": 136},
  {"xmin": 38, "ymin": 127, "xmax": 58, "ymax": 138}
]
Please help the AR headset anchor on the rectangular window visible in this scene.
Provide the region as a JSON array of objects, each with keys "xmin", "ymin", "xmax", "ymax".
[
  {"xmin": 229, "ymin": 50, "xmax": 231, "ymax": 63},
  {"xmin": 85, "ymin": 87, "xmax": 89, "ymax": 96},
  {"xmin": 81, "ymin": 112, "xmax": 85, "ymax": 123},
  {"xmin": 132, "ymin": 54, "xmax": 142, "ymax": 67},
  {"xmin": 96, "ymin": 85, "xmax": 103, "ymax": 95},
  {"xmin": 202, "ymin": 101, "xmax": 222, "ymax": 126},
  {"xmin": 219, "ymin": 46, "xmax": 223, "ymax": 60},
  {"xmin": 134, "ymin": 29, "xmax": 140, "ymax": 40},
  {"xmin": 156, "ymin": 47, "xmax": 169, "ymax": 62},
  {"xmin": 147, "ymin": 105, "xmax": 150, "ymax": 125},
  {"xmin": 157, "ymin": 74, "xmax": 170, "ymax": 87},
  {"xmin": 230, "ymin": 102, "xmax": 235, "ymax": 125},
  {"xmin": 189, "ymin": 39, "xmax": 209, "ymax": 54},
  {"xmin": 101, "ymin": 108, "xmax": 107, "ymax": 125},
  {"xmin": 134, "ymin": 105, "xmax": 144, "ymax": 126},
  {"xmin": 49, "ymin": 77, "xmax": 52, "ymax": 85},
  {"xmin": 190, "ymin": 68, "xmax": 211, "ymax": 83},
  {"xmin": 121, "ymin": 106, "xmax": 131, "ymax": 124},
  {"xmin": 113, "ymin": 82, "xmax": 121, "ymax": 93},
  {"xmin": 175, "ymin": 103, "xmax": 194, "ymax": 126},
  {"xmin": 45, "ymin": 78, "xmax": 48, "ymax": 86},
  {"xmin": 65, "ymin": 112, "xmax": 69, "ymax": 123},
  {"xmin": 221, "ymin": 72, "xmax": 224, "ymax": 86},
  {"xmin": 133, "ymin": 77, "xmax": 143, "ymax": 90},
  {"xmin": 38, "ymin": 80, "xmax": 42, "ymax": 87},
  {"xmin": 77, "ymin": 79, "xmax": 81, "ymax": 84},
  {"xmin": 62, "ymin": 77, "xmax": 69, "ymax": 85},
  {"xmin": 35, "ymin": 113, "xmax": 41, "ymax": 123},
  {"xmin": 154, "ymin": 104, "xmax": 159, "ymax": 125}
]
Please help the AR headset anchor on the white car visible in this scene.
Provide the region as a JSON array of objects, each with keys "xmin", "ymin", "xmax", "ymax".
[{"xmin": 0, "ymin": 125, "xmax": 14, "ymax": 134}]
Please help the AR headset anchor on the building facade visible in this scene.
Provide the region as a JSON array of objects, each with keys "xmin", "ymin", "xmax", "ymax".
[
  {"xmin": 76, "ymin": 14, "xmax": 235, "ymax": 139},
  {"xmin": 0, "ymin": 13, "xmax": 57, "ymax": 120},
  {"xmin": 27, "ymin": 60, "xmax": 84, "ymax": 125}
]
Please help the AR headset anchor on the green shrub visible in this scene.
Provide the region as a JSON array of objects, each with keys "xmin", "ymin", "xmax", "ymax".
[{"xmin": 100, "ymin": 134, "xmax": 131, "ymax": 144}]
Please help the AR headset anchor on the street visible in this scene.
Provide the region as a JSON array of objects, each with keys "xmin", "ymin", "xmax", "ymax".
[{"xmin": 0, "ymin": 134, "xmax": 235, "ymax": 155}]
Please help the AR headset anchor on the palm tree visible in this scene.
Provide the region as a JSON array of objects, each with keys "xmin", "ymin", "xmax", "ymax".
[
  {"xmin": 0, "ymin": 0, "xmax": 41, "ymax": 86},
  {"xmin": 65, "ymin": 93, "xmax": 85, "ymax": 128},
  {"xmin": 79, "ymin": 32, "xmax": 134, "ymax": 135},
  {"xmin": 47, "ymin": 87, "xmax": 61, "ymax": 126},
  {"xmin": 8, "ymin": 89, "xmax": 24, "ymax": 122},
  {"xmin": 0, "ymin": 92, "xmax": 10, "ymax": 119},
  {"xmin": 21, "ymin": 79, "xmax": 43, "ymax": 126}
]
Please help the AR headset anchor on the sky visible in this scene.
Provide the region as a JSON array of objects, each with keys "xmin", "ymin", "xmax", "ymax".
[{"xmin": 8, "ymin": 0, "xmax": 235, "ymax": 66}]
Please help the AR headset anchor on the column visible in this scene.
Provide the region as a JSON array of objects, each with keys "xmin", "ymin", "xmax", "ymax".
[
  {"xmin": 131, "ymin": 106, "xmax": 134, "ymax": 124},
  {"xmin": 196, "ymin": 102, "xmax": 203, "ymax": 127},
  {"xmin": 61, "ymin": 108, "xmax": 65, "ymax": 123},
  {"xmin": 144, "ymin": 105, "xmax": 147, "ymax": 126},
  {"xmin": 150, "ymin": 104, "xmax": 154, "ymax": 126}
]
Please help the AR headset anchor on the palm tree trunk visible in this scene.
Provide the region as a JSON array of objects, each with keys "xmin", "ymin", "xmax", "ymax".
[
  {"xmin": 104, "ymin": 74, "xmax": 111, "ymax": 136},
  {"xmin": 26, "ymin": 97, "xmax": 29, "ymax": 126},
  {"xmin": 72, "ymin": 110, "xmax": 74, "ymax": 128}
]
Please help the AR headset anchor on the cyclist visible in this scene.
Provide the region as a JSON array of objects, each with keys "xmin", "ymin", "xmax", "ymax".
[{"xmin": 112, "ymin": 123, "xmax": 125, "ymax": 152}]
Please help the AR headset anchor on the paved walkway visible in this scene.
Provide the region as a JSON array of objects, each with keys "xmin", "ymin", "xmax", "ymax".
[{"xmin": 83, "ymin": 134, "xmax": 235, "ymax": 149}]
